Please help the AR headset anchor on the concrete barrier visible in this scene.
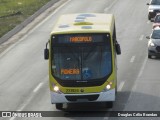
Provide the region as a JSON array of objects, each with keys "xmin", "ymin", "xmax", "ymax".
[{"xmin": 0, "ymin": 0, "xmax": 59, "ymax": 44}]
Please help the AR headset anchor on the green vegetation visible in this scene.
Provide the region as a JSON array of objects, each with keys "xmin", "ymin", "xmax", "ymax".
[{"xmin": 0, "ymin": 0, "xmax": 51, "ymax": 38}]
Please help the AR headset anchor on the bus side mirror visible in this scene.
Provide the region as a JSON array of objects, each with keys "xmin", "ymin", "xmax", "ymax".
[
  {"xmin": 146, "ymin": 3, "xmax": 149, "ymax": 5},
  {"xmin": 116, "ymin": 43, "xmax": 121, "ymax": 55},
  {"xmin": 44, "ymin": 48, "xmax": 49, "ymax": 60},
  {"xmin": 44, "ymin": 41, "xmax": 49, "ymax": 60}
]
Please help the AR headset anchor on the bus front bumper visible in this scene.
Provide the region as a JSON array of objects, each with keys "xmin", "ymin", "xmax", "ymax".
[{"xmin": 50, "ymin": 89, "xmax": 115, "ymax": 104}]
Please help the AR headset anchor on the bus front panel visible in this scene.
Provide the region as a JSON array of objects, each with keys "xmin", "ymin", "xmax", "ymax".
[{"xmin": 49, "ymin": 33, "xmax": 116, "ymax": 103}]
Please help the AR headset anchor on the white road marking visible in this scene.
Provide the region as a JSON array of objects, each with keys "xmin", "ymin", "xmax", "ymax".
[
  {"xmin": 33, "ymin": 82, "xmax": 43, "ymax": 93},
  {"xmin": 138, "ymin": 57, "xmax": 147, "ymax": 78},
  {"xmin": 17, "ymin": 92, "xmax": 36, "ymax": 112},
  {"xmin": 104, "ymin": 117, "xmax": 109, "ymax": 120},
  {"xmin": 10, "ymin": 117, "xmax": 15, "ymax": 120},
  {"xmin": 104, "ymin": 0, "xmax": 117, "ymax": 12},
  {"xmin": 128, "ymin": 57, "xmax": 147, "ymax": 101},
  {"xmin": 118, "ymin": 81, "xmax": 125, "ymax": 91},
  {"xmin": 139, "ymin": 35, "xmax": 144, "ymax": 41},
  {"xmin": 130, "ymin": 56, "xmax": 136, "ymax": 63},
  {"xmin": 16, "ymin": 76, "xmax": 48, "ymax": 112},
  {"xmin": 17, "ymin": 95, "xmax": 34, "ymax": 111}
]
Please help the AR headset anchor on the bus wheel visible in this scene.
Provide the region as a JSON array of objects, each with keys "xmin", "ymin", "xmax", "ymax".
[
  {"xmin": 115, "ymin": 82, "xmax": 118, "ymax": 95},
  {"xmin": 56, "ymin": 103, "xmax": 63, "ymax": 110},
  {"xmin": 105, "ymin": 102, "xmax": 113, "ymax": 108}
]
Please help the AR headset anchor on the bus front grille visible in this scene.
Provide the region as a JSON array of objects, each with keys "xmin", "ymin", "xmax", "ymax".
[{"xmin": 65, "ymin": 95, "xmax": 99, "ymax": 102}]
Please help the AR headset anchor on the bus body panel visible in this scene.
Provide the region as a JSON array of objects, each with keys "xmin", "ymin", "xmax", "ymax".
[
  {"xmin": 49, "ymin": 69, "xmax": 116, "ymax": 94},
  {"xmin": 51, "ymin": 13, "xmax": 114, "ymax": 35},
  {"xmin": 50, "ymin": 89, "xmax": 115, "ymax": 104},
  {"xmin": 46, "ymin": 13, "xmax": 119, "ymax": 105}
]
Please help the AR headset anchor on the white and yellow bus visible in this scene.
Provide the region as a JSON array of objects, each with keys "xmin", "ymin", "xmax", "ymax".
[{"xmin": 44, "ymin": 13, "xmax": 121, "ymax": 110}]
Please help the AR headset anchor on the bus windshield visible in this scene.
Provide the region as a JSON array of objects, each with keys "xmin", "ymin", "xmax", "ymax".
[{"xmin": 51, "ymin": 34, "xmax": 112, "ymax": 81}]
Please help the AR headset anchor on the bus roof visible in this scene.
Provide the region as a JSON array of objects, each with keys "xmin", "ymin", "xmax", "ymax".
[{"xmin": 51, "ymin": 13, "xmax": 114, "ymax": 34}]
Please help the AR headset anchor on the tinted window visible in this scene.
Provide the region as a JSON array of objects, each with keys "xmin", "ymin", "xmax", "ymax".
[
  {"xmin": 155, "ymin": 15, "xmax": 160, "ymax": 22},
  {"xmin": 51, "ymin": 34, "xmax": 112, "ymax": 81},
  {"xmin": 151, "ymin": 29, "xmax": 160, "ymax": 39},
  {"xmin": 151, "ymin": 0, "xmax": 160, "ymax": 5}
]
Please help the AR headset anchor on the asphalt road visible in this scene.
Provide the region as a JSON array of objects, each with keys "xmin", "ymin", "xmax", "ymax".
[{"xmin": 0, "ymin": 0, "xmax": 160, "ymax": 120}]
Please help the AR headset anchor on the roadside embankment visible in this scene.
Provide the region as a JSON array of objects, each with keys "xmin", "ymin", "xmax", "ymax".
[{"xmin": 0, "ymin": 0, "xmax": 67, "ymax": 44}]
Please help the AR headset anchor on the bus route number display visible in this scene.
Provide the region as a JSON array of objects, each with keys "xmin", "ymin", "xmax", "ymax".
[
  {"xmin": 70, "ymin": 36, "xmax": 92, "ymax": 43},
  {"xmin": 53, "ymin": 34, "xmax": 108, "ymax": 44}
]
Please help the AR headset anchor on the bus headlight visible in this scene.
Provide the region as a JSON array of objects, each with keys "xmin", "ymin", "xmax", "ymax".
[
  {"xmin": 54, "ymin": 86, "xmax": 59, "ymax": 92},
  {"xmin": 52, "ymin": 83, "xmax": 62, "ymax": 94},
  {"xmin": 106, "ymin": 85, "xmax": 111, "ymax": 90},
  {"xmin": 103, "ymin": 82, "xmax": 113, "ymax": 92}
]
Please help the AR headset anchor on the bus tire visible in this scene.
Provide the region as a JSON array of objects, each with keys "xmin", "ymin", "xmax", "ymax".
[
  {"xmin": 105, "ymin": 101, "xmax": 113, "ymax": 108},
  {"xmin": 56, "ymin": 103, "xmax": 63, "ymax": 110},
  {"xmin": 115, "ymin": 81, "xmax": 118, "ymax": 95}
]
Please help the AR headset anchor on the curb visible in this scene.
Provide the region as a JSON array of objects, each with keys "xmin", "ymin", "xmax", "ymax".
[{"xmin": 0, "ymin": 0, "xmax": 60, "ymax": 44}]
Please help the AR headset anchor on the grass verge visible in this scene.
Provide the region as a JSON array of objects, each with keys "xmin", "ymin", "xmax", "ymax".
[{"xmin": 0, "ymin": 0, "xmax": 51, "ymax": 38}]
